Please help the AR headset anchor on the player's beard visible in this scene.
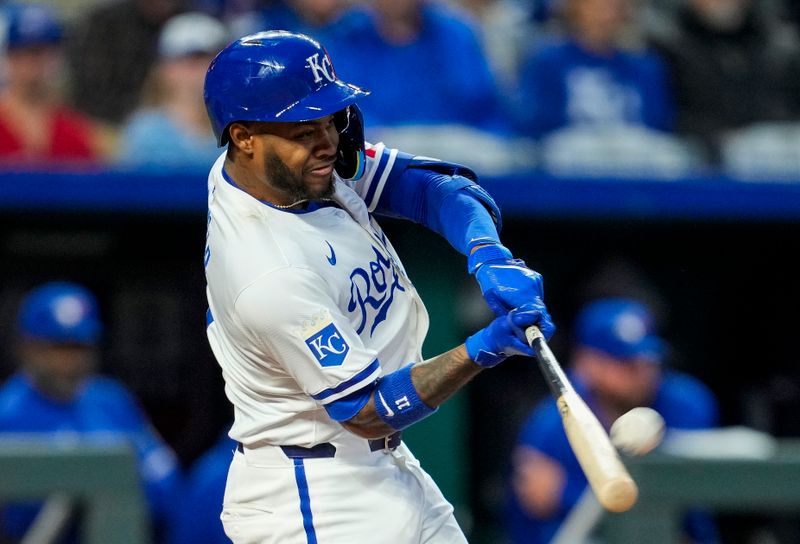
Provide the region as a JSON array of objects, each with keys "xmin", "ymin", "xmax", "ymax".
[{"xmin": 264, "ymin": 153, "xmax": 335, "ymax": 203}]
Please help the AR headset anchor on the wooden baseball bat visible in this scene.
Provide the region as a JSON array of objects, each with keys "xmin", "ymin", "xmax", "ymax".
[{"xmin": 525, "ymin": 326, "xmax": 638, "ymax": 513}]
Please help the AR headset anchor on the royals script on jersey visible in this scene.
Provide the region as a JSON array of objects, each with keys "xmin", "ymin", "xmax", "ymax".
[{"xmin": 204, "ymin": 143, "xmax": 430, "ymax": 447}]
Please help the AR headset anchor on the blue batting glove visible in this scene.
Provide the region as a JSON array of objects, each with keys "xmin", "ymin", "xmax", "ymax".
[
  {"xmin": 465, "ymin": 303, "xmax": 546, "ymax": 368},
  {"xmin": 468, "ymin": 244, "xmax": 556, "ymax": 340}
]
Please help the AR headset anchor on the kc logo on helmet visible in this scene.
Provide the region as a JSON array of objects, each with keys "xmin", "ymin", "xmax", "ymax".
[
  {"xmin": 306, "ymin": 52, "xmax": 336, "ymax": 84},
  {"xmin": 305, "ymin": 322, "xmax": 349, "ymax": 367}
]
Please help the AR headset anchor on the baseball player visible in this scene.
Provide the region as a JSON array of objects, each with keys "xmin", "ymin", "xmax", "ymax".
[
  {"xmin": 203, "ymin": 30, "xmax": 555, "ymax": 543},
  {"xmin": 508, "ymin": 298, "xmax": 719, "ymax": 544}
]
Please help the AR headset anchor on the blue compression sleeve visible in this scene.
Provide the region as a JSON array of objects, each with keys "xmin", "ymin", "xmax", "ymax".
[{"xmin": 376, "ymin": 166, "xmax": 501, "ymax": 255}]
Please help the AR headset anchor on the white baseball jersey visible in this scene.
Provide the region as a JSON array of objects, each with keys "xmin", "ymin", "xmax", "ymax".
[{"xmin": 204, "ymin": 142, "xmax": 430, "ymax": 448}]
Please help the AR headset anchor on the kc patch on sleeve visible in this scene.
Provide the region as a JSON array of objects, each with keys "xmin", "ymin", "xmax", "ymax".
[{"xmin": 301, "ymin": 311, "xmax": 350, "ymax": 367}]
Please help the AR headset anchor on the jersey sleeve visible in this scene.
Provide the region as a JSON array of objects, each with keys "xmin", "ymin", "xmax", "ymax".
[
  {"xmin": 351, "ymin": 142, "xmax": 400, "ymax": 213},
  {"xmin": 235, "ymin": 267, "xmax": 383, "ymax": 405}
]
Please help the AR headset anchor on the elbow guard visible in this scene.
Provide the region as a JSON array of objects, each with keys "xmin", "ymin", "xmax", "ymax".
[{"xmin": 404, "ymin": 157, "xmax": 502, "ymax": 232}]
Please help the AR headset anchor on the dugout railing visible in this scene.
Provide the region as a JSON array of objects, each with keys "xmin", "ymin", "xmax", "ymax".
[
  {"xmin": 0, "ymin": 438, "xmax": 149, "ymax": 544},
  {"xmin": 603, "ymin": 441, "xmax": 800, "ymax": 543}
]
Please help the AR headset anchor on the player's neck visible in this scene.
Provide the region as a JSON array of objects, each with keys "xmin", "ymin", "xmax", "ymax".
[{"xmin": 224, "ymin": 157, "xmax": 301, "ymax": 208}]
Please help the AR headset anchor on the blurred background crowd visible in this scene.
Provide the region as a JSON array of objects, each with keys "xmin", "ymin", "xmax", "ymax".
[{"xmin": 1, "ymin": 0, "xmax": 800, "ymax": 178}]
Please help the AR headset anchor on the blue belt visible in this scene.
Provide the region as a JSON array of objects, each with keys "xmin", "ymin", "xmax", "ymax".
[{"xmin": 237, "ymin": 432, "xmax": 402, "ymax": 459}]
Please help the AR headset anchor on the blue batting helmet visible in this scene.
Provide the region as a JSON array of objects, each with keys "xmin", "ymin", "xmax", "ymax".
[
  {"xmin": 17, "ymin": 282, "xmax": 102, "ymax": 344},
  {"xmin": 575, "ymin": 298, "xmax": 663, "ymax": 362},
  {"xmin": 204, "ymin": 30, "xmax": 368, "ymax": 146}
]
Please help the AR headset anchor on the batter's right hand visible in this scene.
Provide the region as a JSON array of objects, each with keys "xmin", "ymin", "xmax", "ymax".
[{"xmin": 465, "ymin": 302, "xmax": 546, "ymax": 368}]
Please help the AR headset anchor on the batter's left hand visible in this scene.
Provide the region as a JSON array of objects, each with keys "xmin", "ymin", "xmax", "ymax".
[{"xmin": 469, "ymin": 244, "xmax": 556, "ymax": 340}]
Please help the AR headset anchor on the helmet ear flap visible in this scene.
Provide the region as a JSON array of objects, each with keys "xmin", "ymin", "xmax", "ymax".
[{"xmin": 334, "ymin": 104, "xmax": 366, "ymax": 181}]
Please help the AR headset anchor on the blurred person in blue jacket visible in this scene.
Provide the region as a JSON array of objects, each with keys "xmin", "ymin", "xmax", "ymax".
[
  {"xmin": 323, "ymin": 0, "xmax": 508, "ymax": 133},
  {"xmin": 169, "ymin": 430, "xmax": 236, "ymax": 544},
  {"xmin": 118, "ymin": 12, "xmax": 230, "ymax": 168},
  {"xmin": 226, "ymin": 0, "xmax": 346, "ymax": 43},
  {"xmin": 515, "ymin": 0, "xmax": 675, "ymax": 137},
  {"xmin": 0, "ymin": 282, "xmax": 182, "ymax": 543},
  {"xmin": 507, "ymin": 298, "xmax": 719, "ymax": 544}
]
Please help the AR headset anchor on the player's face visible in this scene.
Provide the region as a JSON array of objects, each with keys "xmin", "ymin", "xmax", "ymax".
[
  {"xmin": 252, "ymin": 115, "xmax": 339, "ymax": 203},
  {"xmin": 578, "ymin": 349, "xmax": 661, "ymax": 411},
  {"xmin": 18, "ymin": 341, "xmax": 97, "ymax": 401}
]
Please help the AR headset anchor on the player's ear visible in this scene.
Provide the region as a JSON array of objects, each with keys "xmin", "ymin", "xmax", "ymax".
[{"xmin": 228, "ymin": 123, "xmax": 255, "ymax": 155}]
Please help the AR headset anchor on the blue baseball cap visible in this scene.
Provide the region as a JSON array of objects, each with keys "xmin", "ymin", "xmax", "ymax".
[
  {"xmin": 17, "ymin": 282, "xmax": 102, "ymax": 344},
  {"xmin": 2, "ymin": 3, "xmax": 63, "ymax": 51},
  {"xmin": 575, "ymin": 298, "xmax": 663, "ymax": 362}
]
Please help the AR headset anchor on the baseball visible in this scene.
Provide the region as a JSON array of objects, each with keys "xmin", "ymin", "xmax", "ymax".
[{"xmin": 610, "ymin": 407, "xmax": 665, "ymax": 456}]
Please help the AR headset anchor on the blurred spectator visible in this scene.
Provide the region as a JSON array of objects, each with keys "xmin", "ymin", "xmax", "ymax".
[
  {"xmin": 325, "ymin": 0, "xmax": 507, "ymax": 132},
  {"xmin": 514, "ymin": 0, "xmax": 675, "ymax": 138},
  {"xmin": 169, "ymin": 431, "xmax": 236, "ymax": 544},
  {"xmin": 648, "ymin": 0, "xmax": 800, "ymax": 162},
  {"xmin": 507, "ymin": 298, "xmax": 719, "ymax": 544},
  {"xmin": 117, "ymin": 12, "xmax": 229, "ymax": 168},
  {"xmin": 192, "ymin": 0, "xmax": 260, "ymax": 21},
  {"xmin": 229, "ymin": 0, "xmax": 346, "ymax": 42},
  {"xmin": 0, "ymin": 282, "xmax": 182, "ymax": 542},
  {"xmin": 66, "ymin": 0, "xmax": 186, "ymax": 126},
  {"xmin": 0, "ymin": 3, "xmax": 102, "ymax": 165},
  {"xmin": 457, "ymin": 0, "xmax": 539, "ymax": 87}
]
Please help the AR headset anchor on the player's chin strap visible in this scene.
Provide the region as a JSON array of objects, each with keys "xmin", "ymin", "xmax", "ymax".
[{"xmin": 334, "ymin": 104, "xmax": 366, "ymax": 181}]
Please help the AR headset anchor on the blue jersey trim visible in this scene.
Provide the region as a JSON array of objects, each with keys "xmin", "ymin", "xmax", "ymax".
[
  {"xmin": 364, "ymin": 148, "xmax": 390, "ymax": 208},
  {"xmin": 323, "ymin": 385, "xmax": 374, "ymax": 421},
  {"xmin": 293, "ymin": 459, "xmax": 318, "ymax": 544},
  {"xmin": 205, "ymin": 308, "xmax": 214, "ymax": 327},
  {"xmin": 221, "ymin": 167, "xmax": 336, "ymax": 214},
  {"xmin": 310, "ymin": 359, "xmax": 380, "ymax": 402}
]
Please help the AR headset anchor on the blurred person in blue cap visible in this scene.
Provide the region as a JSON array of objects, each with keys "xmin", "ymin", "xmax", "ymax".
[
  {"xmin": 506, "ymin": 297, "xmax": 719, "ymax": 544},
  {"xmin": 118, "ymin": 12, "xmax": 230, "ymax": 168},
  {"xmin": 0, "ymin": 282, "xmax": 182, "ymax": 543},
  {"xmin": 0, "ymin": 3, "xmax": 103, "ymax": 164}
]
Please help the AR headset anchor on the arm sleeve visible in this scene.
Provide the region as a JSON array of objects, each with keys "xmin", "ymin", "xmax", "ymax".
[
  {"xmin": 352, "ymin": 142, "xmax": 502, "ymax": 255},
  {"xmin": 235, "ymin": 267, "xmax": 383, "ymax": 405}
]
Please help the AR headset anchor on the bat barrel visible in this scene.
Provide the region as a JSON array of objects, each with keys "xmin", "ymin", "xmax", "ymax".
[
  {"xmin": 597, "ymin": 477, "xmax": 639, "ymax": 513},
  {"xmin": 526, "ymin": 326, "xmax": 639, "ymax": 513}
]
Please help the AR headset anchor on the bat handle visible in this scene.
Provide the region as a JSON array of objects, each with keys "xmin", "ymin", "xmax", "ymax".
[
  {"xmin": 525, "ymin": 325, "xmax": 544, "ymax": 346},
  {"xmin": 524, "ymin": 325, "xmax": 571, "ymax": 399}
]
